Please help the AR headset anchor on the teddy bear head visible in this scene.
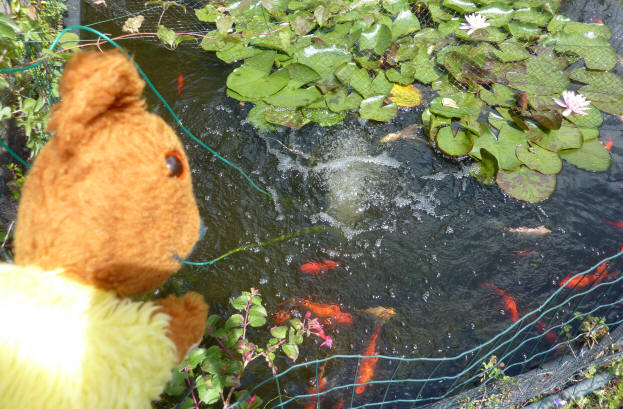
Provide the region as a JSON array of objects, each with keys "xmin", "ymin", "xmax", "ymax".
[{"xmin": 13, "ymin": 50, "xmax": 201, "ymax": 297}]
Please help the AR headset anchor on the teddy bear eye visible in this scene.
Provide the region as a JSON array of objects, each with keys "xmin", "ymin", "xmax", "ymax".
[{"xmin": 165, "ymin": 151, "xmax": 186, "ymax": 179}]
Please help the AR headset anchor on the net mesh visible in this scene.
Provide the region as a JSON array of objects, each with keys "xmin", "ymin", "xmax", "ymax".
[{"xmin": 4, "ymin": 0, "xmax": 623, "ymax": 408}]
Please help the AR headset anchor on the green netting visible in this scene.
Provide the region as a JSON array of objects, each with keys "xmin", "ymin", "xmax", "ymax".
[{"xmin": 5, "ymin": 2, "xmax": 623, "ymax": 408}]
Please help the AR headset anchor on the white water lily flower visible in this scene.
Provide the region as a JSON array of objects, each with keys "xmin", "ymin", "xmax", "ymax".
[
  {"xmin": 552, "ymin": 90, "xmax": 591, "ymax": 116},
  {"xmin": 459, "ymin": 13, "xmax": 490, "ymax": 35}
]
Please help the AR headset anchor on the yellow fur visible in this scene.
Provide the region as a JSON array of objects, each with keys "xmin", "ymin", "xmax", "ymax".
[{"xmin": 0, "ymin": 264, "xmax": 177, "ymax": 409}]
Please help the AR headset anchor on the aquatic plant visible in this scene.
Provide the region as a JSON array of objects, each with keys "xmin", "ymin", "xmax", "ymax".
[{"xmin": 154, "ymin": 0, "xmax": 622, "ymax": 202}]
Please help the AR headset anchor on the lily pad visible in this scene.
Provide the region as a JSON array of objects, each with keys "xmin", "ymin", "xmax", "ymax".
[
  {"xmin": 389, "ymin": 83, "xmax": 422, "ymax": 107},
  {"xmin": 359, "ymin": 23, "xmax": 392, "ymax": 55},
  {"xmin": 547, "ymin": 14, "xmax": 570, "ymax": 32},
  {"xmin": 507, "ymin": 21, "xmax": 542, "ymax": 40},
  {"xmin": 477, "ymin": 3, "xmax": 514, "ymax": 27},
  {"xmin": 496, "ymin": 166, "xmax": 556, "ymax": 202},
  {"xmin": 479, "ymin": 83, "xmax": 516, "ymax": 107},
  {"xmin": 391, "ymin": 10, "xmax": 420, "ymax": 40},
  {"xmin": 559, "ymin": 139, "xmax": 611, "ymax": 171},
  {"xmin": 227, "ymin": 65, "xmax": 289, "ymax": 99},
  {"xmin": 514, "ymin": 7, "xmax": 551, "ymax": 27},
  {"xmin": 301, "ymin": 108, "xmax": 346, "ymax": 126},
  {"xmin": 247, "ymin": 102, "xmax": 278, "ymax": 131},
  {"xmin": 516, "ymin": 143, "xmax": 562, "ymax": 174},
  {"xmin": 532, "ymin": 124, "xmax": 582, "ymax": 152},
  {"xmin": 264, "ymin": 107, "xmax": 310, "ymax": 129},
  {"xmin": 553, "ymin": 32, "xmax": 616, "ymax": 71},
  {"xmin": 335, "ymin": 62, "xmax": 374, "ymax": 98},
  {"xmin": 296, "ymin": 44, "xmax": 351, "ymax": 83},
  {"xmin": 383, "ymin": 0, "xmax": 409, "ymax": 15},
  {"xmin": 360, "ymin": 95, "xmax": 398, "ymax": 121},
  {"xmin": 470, "ymin": 123, "xmax": 524, "ymax": 170},
  {"xmin": 562, "ymin": 21, "xmax": 611, "ymax": 40},
  {"xmin": 506, "ymin": 57, "xmax": 569, "ymax": 95},
  {"xmin": 443, "ymin": 0, "xmax": 477, "ymax": 13},
  {"xmin": 326, "ymin": 89, "xmax": 363, "ymax": 112},
  {"xmin": 429, "ymin": 92, "xmax": 483, "ymax": 119},
  {"xmin": 436, "ymin": 127, "xmax": 473, "ymax": 156},
  {"xmin": 493, "ymin": 40, "xmax": 531, "ymax": 62},
  {"xmin": 563, "ymin": 104, "xmax": 603, "ymax": 128}
]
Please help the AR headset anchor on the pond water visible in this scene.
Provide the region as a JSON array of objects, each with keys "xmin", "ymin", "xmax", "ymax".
[{"xmin": 82, "ymin": 0, "xmax": 623, "ymax": 406}]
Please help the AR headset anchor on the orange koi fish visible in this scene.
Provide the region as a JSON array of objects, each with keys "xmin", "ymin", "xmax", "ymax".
[
  {"xmin": 606, "ymin": 221, "xmax": 623, "ymax": 230},
  {"xmin": 300, "ymin": 259, "xmax": 341, "ymax": 274},
  {"xmin": 534, "ymin": 319, "xmax": 559, "ymax": 345},
  {"xmin": 177, "ymin": 73, "xmax": 184, "ymax": 95},
  {"xmin": 511, "ymin": 249, "xmax": 539, "ymax": 258},
  {"xmin": 303, "ymin": 368, "xmax": 328, "ymax": 409},
  {"xmin": 480, "ymin": 282, "xmax": 520, "ymax": 322},
  {"xmin": 355, "ymin": 323, "xmax": 382, "ymax": 394},
  {"xmin": 605, "ymin": 135, "xmax": 613, "ymax": 151},
  {"xmin": 296, "ymin": 299, "xmax": 353, "ymax": 325},
  {"xmin": 559, "ymin": 262, "xmax": 618, "ymax": 289},
  {"xmin": 272, "ymin": 309, "xmax": 291, "ymax": 325}
]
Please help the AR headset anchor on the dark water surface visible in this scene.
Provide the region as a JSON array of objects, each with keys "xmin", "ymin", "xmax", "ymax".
[{"xmin": 82, "ymin": 1, "xmax": 623, "ymax": 405}]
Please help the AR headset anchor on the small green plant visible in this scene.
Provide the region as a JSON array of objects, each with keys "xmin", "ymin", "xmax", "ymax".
[
  {"xmin": 161, "ymin": 288, "xmax": 333, "ymax": 408},
  {"xmin": 6, "ymin": 163, "xmax": 24, "ymax": 200},
  {"xmin": 562, "ymin": 313, "xmax": 609, "ymax": 349}
]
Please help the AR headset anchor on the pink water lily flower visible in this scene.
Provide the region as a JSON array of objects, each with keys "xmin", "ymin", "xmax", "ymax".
[
  {"xmin": 553, "ymin": 90, "xmax": 591, "ymax": 116},
  {"xmin": 460, "ymin": 13, "xmax": 490, "ymax": 35}
]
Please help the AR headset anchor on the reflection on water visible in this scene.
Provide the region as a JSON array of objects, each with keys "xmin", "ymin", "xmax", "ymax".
[{"xmin": 81, "ymin": 0, "xmax": 623, "ymax": 404}]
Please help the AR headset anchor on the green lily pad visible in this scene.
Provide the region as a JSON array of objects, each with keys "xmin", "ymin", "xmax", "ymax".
[
  {"xmin": 563, "ymin": 104, "xmax": 603, "ymax": 128},
  {"xmin": 506, "ymin": 57, "xmax": 569, "ymax": 95},
  {"xmin": 263, "ymin": 86, "xmax": 321, "ymax": 107},
  {"xmin": 429, "ymin": 92, "xmax": 483, "ymax": 119},
  {"xmin": 263, "ymin": 107, "xmax": 311, "ymax": 129},
  {"xmin": 514, "ymin": 7, "xmax": 551, "ymax": 27},
  {"xmin": 477, "ymin": 3, "xmax": 514, "ymax": 27},
  {"xmin": 372, "ymin": 71, "xmax": 393, "ymax": 96},
  {"xmin": 547, "ymin": 14, "xmax": 570, "ymax": 32},
  {"xmin": 216, "ymin": 40, "xmax": 261, "ymax": 63},
  {"xmin": 443, "ymin": 0, "xmax": 477, "ymax": 13},
  {"xmin": 382, "ymin": 0, "xmax": 409, "ymax": 15},
  {"xmin": 473, "ymin": 148, "xmax": 499, "ymax": 185},
  {"xmin": 562, "ymin": 21, "xmax": 611, "ymax": 40},
  {"xmin": 559, "ymin": 138, "xmax": 611, "ymax": 172},
  {"xmin": 456, "ymin": 25, "xmax": 509, "ymax": 43},
  {"xmin": 496, "ymin": 166, "xmax": 556, "ymax": 202},
  {"xmin": 335, "ymin": 62, "xmax": 374, "ymax": 98},
  {"xmin": 360, "ymin": 95, "xmax": 398, "ymax": 121},
  {"xmin": 227, "ymin": 66, "xmax": 289, "ymax": 99},
  {"xmin": 568, "ymin": 69, "xmax": 623, "ymax": 93},
  {"xmin": 488, "ymin": 111, "xmax": 512, "ymax": 130},
  {"xmin": 579, "ymin": 127, "xmax": 599, "ymax": 141},
  {"xmin": 301, "ymin": 108, "xmax": 347, "ymax": 126},
  {"xmin": 532, "ymin": 124, "xmax": 582, "ymax": 152},
  {"xmin": 493, "ymin": 40, "xmax": 531, "ymax": 62},
  {"xmin": 516, "ymin": 143, "xmax": 562, "ymax": 174},
  {"xmin": 391, "ymin": 9, "xmax": 420, "ymax": 40},
  {"xmin": 479, "ymin": 83, "xmax": 516, "ymax": 107},
  {"xmin": 359, "ymin": 23, "xmax": 392, "ymax": 55},
  {"xmin": 470, "ymin": 123, "xmax": 524, "ymax": 170},
  {"xmin": 247, "ymin": 102, "xmax": 278, "ymax": 131},
  {"xmin": 412, "ymin": 48, "xmax": 443, "ymax": 84},
  {"xmin": 326, "ymin": 89, "xmax": 363, "ymax": 112},
  {"xmin": 507, "ymin": 21, "xmax": 542, "ymax": 40},
  {"xmin": 553, "ymin": 32, "xmax": 617, "ymax": 71},
  {"xmin": 436, "ymin": 127, "xmax": 473, "ymax": 156},
  {"xmin": 427, "ymin": 2, "xmax": 454, "ymax": 22},
  {"xmin": 296, "ymin": 44, "xmax": 351, "ymax": 83}
]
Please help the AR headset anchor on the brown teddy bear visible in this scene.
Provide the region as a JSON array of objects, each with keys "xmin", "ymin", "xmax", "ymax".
[{"xmin": 0, "ymin": 50, "xmax": 209, "ymax": 409}]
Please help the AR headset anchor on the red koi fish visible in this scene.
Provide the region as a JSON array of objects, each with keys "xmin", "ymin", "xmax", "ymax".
[
  {"xmin": 296, "ymin": 298, "xmax": 353, "ymax": 325},
  {"xmin": 355, "ymin": 323, "xmax": 382, "ymax": 394},
  {"xmin": 605, "ymin": 135, "xmax": 613, "ymax": 151},
  {"xmin": 511, "ymin": 249, "xmax": 539, "ymax": 257},
  {"xmin": 271, "ymin": 309, "xmax": 291, "ymax": 325},
  {"xmin": 559, "ymin": 261, "xmax": 618, "ymax": 289},
  {"xmin": 595, "ymin": 15, "xmax": 605, "ymax": 25},
  {"xmin": 480, "ymin": 282, "xmax": 520, "ymax": 322},
  {"xmin": 177, "ymin": 73, "xmax": 184, "ymax": 95},
  {"xmin": 606, "ymin": 221, "xmax": 623, "ymax": 230},
  {"xmin": 300, "ymin": 259, "xmax": 341, "ymax": 274},
  {"xmin": 534, "ymin": 319, "xmax": 559, "ymax": 345},
  {"xmin": 303, "ymin": 371, "xmax": 328, "ymax": 409}
]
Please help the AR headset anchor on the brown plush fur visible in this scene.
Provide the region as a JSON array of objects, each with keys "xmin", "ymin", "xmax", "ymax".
[{"xmin": 13, "ymin": 50, "xmax": 208, "ymax": 359}]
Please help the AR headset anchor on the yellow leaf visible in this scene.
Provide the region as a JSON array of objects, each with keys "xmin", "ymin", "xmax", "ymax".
[{"xmin": 389, "ymin": 83, "xmax": 422, "ymax": 107}]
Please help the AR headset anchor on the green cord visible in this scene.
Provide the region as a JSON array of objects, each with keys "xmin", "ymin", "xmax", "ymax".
[{"xmin": 1, "ymin": 25, "xmax": 273, "ymax": 200}]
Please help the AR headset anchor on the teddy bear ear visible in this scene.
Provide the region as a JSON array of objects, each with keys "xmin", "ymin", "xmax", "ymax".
[{"xmin": 47, "ymin": 50, "xmax": 146, "ymax": 146}]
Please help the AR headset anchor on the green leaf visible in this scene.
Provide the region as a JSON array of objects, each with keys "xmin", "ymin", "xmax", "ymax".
[
  {"xmin": 246, "ymin": 102, "xmax": 277, "ymax": 131},
  {"xmin": 391, "ymin": 10, "xmax": 420, "ymax": 40},
  {"xmin": 372, "ymin": 71, "xmax": 392, "ymax": 96},
  {"xmin": 231, "ymin": 295, "xmax": 250, "ymax": 310},
  {"xmin": 559, "ymin": 139, "xmax": 611, "ymax": 172},
  {"xmin": 270, "ymin": 326, "xmax": 288, "ymax": 339},
  {"xmin": 157, "ymin": 25, "xmax": 177, "ymax": 49},
  {"xmin": 326, "ymin": 89, "xmax": 363, "ymax": 112},
  {"xmin": 532, "ymin": 123, "xmax": 582, "ymax": 152},
  {"xmin": 225, "ymin": 314, "xmax": 245, "ymax": 329},
  {"xmin": 496, "ymin": 166, "xmax": 556, "ymax": 202},
  {"xmin": 563, "ymin": 104, "xmax": 603, "ymax": 128},
  {"xmin": 164, "ymin": 367, "xmax": 189, "ymax": 396},
  {"xmin": 301, "ymin": 108, "xmax": 347, "ymax": 126},
  {"xmin": 227, "ymin": 328, "xmax": 244, "ymax": 347},
  {"xmin": 479, "ymin": 83, "xmax": 516, "ymax": 107},
  {"xmin": 493, "ymin": 40, "xmax": 531, "ymax": 62},
  {"xmin": 470, "ymin": 123, "xmax": 523, "ymax": 170},
  {"xmin": 196, "ymin": 375, "xmax": 222, "ymax": 405},
  {"xmin": 360, "ymin": 95, "xmax": 398, "ymax": 122},
  {"xmin": 201, "ymin": 31, "xmax": 226, "ymax": 51},
  {"xmin": 200, "ymin": 346, "xmax": 223, "ymax": 375},
  {"xmin": 195, "ymin": 4, "xmax": 220, "ymax": 22},
  {"xmin": 552, "ymin": 32, "xmax": 617, "ymax": 71},
  {"xmin": 506, "ymin": 57, "xmax": 569, "ymax": 95},
  {"xmin": 507, "ymin": 21, "xmax": 541, "ymax": 40},
  {"xmin": 227, "ymin": 56, "xmax": 289, "ymax": 99},
  {"xmin": 473, "ymin": 148, "xmax": 499, "ymax": 184},
  {"xmin": 514, "ymin": 7, "xmax": 551, "ymax": 27},
  {"xmin": 282, "ymin": 343, "xmax": 299, "ymax": 361},
  {"xmin": 296, "ymin": 44, "xmax": 351, "ymax": 83},
  {"xmin": 436, "ymin": 127, "xmax": 473, "ymax": 156},
  {"xmin": 264, "ymin": 107, "xmax": 310, "ymax": 129},
  {"xmin": 562, "ymin": 21, "xmax": 611, "ymax": 40},
  {"xmin": 443, "ymin": 0, "xmax": 477, "ymax": 13},
  {"xmin": 359, "ymin": 23, "xmax": 392, "ymax": 55},
  {"xmin": 0, "ymin": 14, "xmax": 19, "ymax": 39},
  {"xmin": 515, "ymin": 143, "xmax": 562, "ymax": 174},
  {"xmin": 335, "ymin": 62, "xmax": 374, "ymax": 98},
  {"xmin": 478, "ymin": 3, "xmax": 514, "ymax": 27},
  {"xmin": 216, "ymin": 40, "xmax": 261, "ymax": 63},
  {"xmin": 383, "ymin": 0, "xmax": 409, "ymax": 15},
  {"xmin": 429, "ymin": 92, "xmax": 482, "ymax": 119},
  {"xmin": 57, "ymin": 32, "xmax": 79, "ymax": 49},
  {"xmin": 216, "ymin": 15, "xmax": 233, "ymax": 33}
]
